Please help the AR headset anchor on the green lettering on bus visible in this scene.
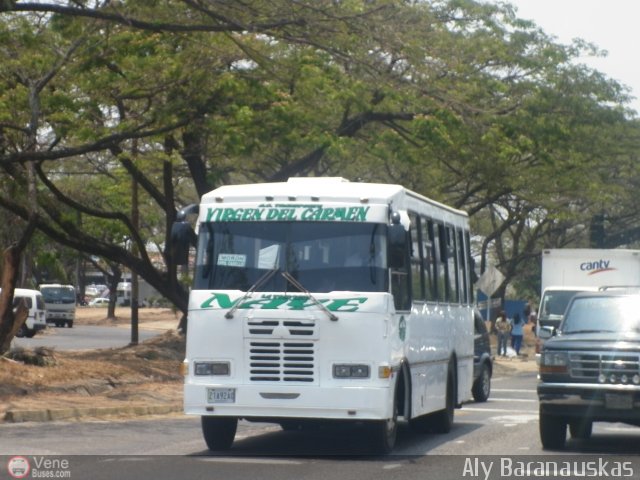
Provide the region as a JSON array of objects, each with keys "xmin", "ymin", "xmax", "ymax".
[
  {"xmin": 326, "ymin": 297, "xmax": 368, "ymax": 312},
  {"xmin": 200, "ymin": 293, "xmax": 369, "ymax": 312}
]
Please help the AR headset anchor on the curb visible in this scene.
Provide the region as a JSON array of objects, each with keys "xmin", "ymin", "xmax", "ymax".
[{"xmin": 3, "ymin": 403, "xmax": 183, "ymax": 423}]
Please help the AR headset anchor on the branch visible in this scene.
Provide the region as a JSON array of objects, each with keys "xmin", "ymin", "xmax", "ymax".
[
  {"xmin": 2, "ymin": 2, "xmax": 306, "ymax": 33},
  {"xmin": 0, "ymin": 119, "xmax": 190, "ymax": 164}
]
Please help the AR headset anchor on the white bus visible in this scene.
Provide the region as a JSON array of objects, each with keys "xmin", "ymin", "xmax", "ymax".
[{"xmin": 171, "ymin": 177, "xmax": 475, "ymax": 454}]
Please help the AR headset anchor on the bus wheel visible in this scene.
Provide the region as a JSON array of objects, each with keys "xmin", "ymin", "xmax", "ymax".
[
  {"xmin": 370, "ymin": 391, "xmax": 398, "ymax": 454},
  {"xmin": 201, "ymin": 416, "xmax": 237, "ymax": 451},
  {"xmin": 430, "ymin": 366, "xmax": 455, "ymax": 434},
  {"xmin": 67, "ymin": 320, "xmax": 74, "ymax": 328}
]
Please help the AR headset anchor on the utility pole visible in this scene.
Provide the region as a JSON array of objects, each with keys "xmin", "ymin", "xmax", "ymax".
[{"xmin": 130, "ymin": 142, "xmax": 139, "ymax": 346}]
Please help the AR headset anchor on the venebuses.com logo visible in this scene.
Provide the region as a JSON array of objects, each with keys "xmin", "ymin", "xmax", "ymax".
[
  {"xmin": 6, "ymin": 456, "xmax": 71, "ymax": 478},
  {"xmin": 7, "ymin": 456, "xmax": 30, "ymax": 479}
]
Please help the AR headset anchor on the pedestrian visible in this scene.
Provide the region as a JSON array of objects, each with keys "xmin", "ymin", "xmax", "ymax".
[
  {"xmin": 510, "ymin": 311, "xmax": 528, "ymax": 355},
  {"xmin": 495, "ymin": 310, "xmax": 511, "ymax": 357}
]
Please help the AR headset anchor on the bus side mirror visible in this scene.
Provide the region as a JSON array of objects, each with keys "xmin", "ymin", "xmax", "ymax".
[
  {"xmin": 388, "ymin": 223, "xmax": 407, "ymax": 269},
  {"xmin": 170, "ymin": 204, "xmax": 199, "ymax": 265}
]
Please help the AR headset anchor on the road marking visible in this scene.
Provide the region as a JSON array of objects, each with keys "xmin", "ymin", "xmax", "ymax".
[
  {"xmin": 485, "ymin": 397, "xmax": 537, "ymax": 402},
  {"xmin": 492, "ymin": 388, "xmax": 537, "ymax": 393},
  {"xmin": 461, "ymin": 407, "xmax": 535, "ymax": 414},
  {"xmin": 383, "ymin": 464, "xmax": 403, "ymax": 470}
]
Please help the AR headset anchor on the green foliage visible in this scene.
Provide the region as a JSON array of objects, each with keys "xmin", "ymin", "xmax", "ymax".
[{"xmin": 1, "ymin": 0, "xmax": 640, "ymax": 306}]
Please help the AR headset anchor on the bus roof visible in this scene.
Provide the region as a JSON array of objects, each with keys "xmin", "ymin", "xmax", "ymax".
[{"xmin": 200, "ymin": 177, "xmax": 467, "ymax": 218}]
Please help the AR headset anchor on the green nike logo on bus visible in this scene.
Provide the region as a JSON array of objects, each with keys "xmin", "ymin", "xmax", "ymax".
[{"xmin": 200, "ymin": 293, "xmax": 368, "ymax": 312}]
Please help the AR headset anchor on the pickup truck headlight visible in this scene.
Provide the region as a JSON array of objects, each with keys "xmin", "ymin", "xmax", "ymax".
[{"xmin": 540, "ymin": 351, "xmax": 569, "ymax": 374}]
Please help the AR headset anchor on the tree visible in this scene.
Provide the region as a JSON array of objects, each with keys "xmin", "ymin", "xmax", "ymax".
[
  {"xmin": 0, "ymin": 219, "xmax": 38, "ymax": 354},
  {"xmin": 1, "ymin": 0, "xmax": 639, "ymax": 319}
]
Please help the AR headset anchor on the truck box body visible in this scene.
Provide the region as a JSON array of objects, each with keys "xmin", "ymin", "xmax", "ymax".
[{"xmin": 538, "ymin": 249, "xmax": 640, "ymax": 330}]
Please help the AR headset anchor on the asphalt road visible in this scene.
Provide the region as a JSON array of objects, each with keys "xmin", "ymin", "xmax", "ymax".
[
  {"xmin": 4, "ymin": 369, "xmax": 640, "ymax": 479},
  {"xmin": 12, "ymin": 324, "xmax": 159, "ymax": 350}
]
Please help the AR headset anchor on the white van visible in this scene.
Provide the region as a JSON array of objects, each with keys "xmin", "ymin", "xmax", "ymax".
[{"xmin": 1, "ymin": 288, "xmax": 47, "ymax": 338}]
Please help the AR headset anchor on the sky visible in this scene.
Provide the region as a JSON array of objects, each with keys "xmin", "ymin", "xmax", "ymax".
[{"xmin": 495, "ymin": 0, "xmax": 640, "ymax": 114}]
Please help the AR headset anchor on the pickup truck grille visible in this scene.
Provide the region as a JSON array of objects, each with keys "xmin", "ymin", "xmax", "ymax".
[{"xmin": 570, "ymin": 352, "xmax": 640, "ymax": 383}]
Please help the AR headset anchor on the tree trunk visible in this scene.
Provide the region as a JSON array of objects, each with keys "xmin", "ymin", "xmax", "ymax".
[
  {"xmin": 0, "ymin": 246, "xmax": 29, "ymax": 354},
  {"xmin": 0, "ymin": 217, "xmax": 39, "ymax": 355}
]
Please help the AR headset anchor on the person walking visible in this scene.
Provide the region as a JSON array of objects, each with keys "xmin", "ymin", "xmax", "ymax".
[
  {"xmin": 495, "ymin": 311, "xmax": 511, "ymax": 357},
  {"xmin": 510, "ymin": 311, "xmax": 528, "ymax": 355}
]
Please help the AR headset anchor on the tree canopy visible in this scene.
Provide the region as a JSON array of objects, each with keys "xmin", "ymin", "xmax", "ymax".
[{"xmin": 2, "ymin": 0, "xmax": 640, "ymax": 311}]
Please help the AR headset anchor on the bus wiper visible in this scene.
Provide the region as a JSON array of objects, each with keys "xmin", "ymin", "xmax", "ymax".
[
  {"xmin": 225, "ymin": 267, "xmax": 279, "ymax": 319},
  {"xmin": 281, "ymin": 271, "xmax": 338, "ymax": 322}
]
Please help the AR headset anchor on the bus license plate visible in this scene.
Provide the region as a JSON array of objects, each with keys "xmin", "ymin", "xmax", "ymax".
[
  {"xmin": 207, "ymin": 388, "xmax": 236, "ymax": 404},
  {"xmin": 605, "ymin": 393, "xmax": 633, "ymax": 409}
]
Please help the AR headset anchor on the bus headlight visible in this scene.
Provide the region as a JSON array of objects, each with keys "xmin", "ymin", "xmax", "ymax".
[
  {"xmin": 333, "ymin": 364, "xmax": 370, "ymax": 378},
  {"xmin": 194, "ymin": 361, "xmax": 230, "ymax": 376}
]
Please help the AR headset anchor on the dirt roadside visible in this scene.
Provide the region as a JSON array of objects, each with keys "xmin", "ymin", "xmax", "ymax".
[
  {"xmin": 1, "ymin": 307, "xmax": 185, "ymax": 423},
  {"xmin": 0, "ymin": 309, "xmax": 538, "ymax": 423}
]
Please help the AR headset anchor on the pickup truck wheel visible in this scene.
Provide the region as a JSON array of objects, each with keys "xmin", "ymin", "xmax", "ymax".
[
  {"xmin": 201, "ymin": 416, "xmax": 237, "ymax": 451},
  {"xmin": 472, "ymin": 363, "xmax": 491, "ymax": 402},
  {"xmin": 569, "ymin": 420, "xmax": 592, "ymax": 439},
  {"xmin": 539, "ymin": 410, "xmax": 567, "ymax": 450}
]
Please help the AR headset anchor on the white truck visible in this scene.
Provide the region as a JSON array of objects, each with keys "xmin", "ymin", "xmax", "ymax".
[
  {"xmin": 39, "ymin": 283, "xmax": 76, "ymax": 328},
  {"xmin": 537, "ymin": 248, "xmax": 640, "ymax": 334}
]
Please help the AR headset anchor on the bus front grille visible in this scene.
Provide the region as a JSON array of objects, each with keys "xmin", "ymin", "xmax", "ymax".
[{"xmin": 248, "ymin": 341, "xmax": 315, "ymax": 383}]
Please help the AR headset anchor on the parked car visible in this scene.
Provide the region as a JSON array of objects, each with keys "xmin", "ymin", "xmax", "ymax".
[
  {"xmin": 538, "ymin": 290, "xmax": 640, "ymax": 449},
  {"xmin": 88, "ymin": 297, "xmax": 110, "ymax": 307},
  {"xmin": 472, "ymin": 309, "xmax": 492, "ymax": 402}
]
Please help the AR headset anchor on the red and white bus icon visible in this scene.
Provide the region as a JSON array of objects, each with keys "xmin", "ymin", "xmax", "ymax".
[{"xmin": 7, "ymin": 456, "xmax": 30, "ymax": 479}]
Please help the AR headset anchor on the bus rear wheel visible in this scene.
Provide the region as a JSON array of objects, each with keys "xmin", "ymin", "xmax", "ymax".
[
  {"xmin": 201, "ymin": 416, "xmax": 238, "ymax": 451},
  {"xmin": 430, "ymin": 366, "xmax": 455, "ymax": 433}
]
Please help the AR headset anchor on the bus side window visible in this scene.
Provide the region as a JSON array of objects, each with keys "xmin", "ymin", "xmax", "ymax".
[
  {"xmin": 422, "ymin": 218, "xmax": 438, "ymax": 302},
  {"xmin": 390, "ymin": 223, "xmax": 411, "ymax": 311},
  {"xmin": 457, "ymin": 229, "xmax": 469, "ymax": 305},
  {"xmin": 447, "ymin": 226, "xmax": 460, "ymax": 304},
  {"xmin": 433, "ymin": 222, "xmax": 447, "ymax": 303},
  {"xmin": 409, "ymin": 213, "xmax": 425, "ymax": 301}
]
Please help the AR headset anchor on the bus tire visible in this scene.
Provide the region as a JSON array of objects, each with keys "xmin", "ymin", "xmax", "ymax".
[
  {"xmin": 472, "ymin": 363, "xmax": 491, "ymax": 402},
  {"xmin": 201, "ymin": 416, "xmax": 238, "ymax": 451},
  {"xmin": 67, "ymin": 320, "xmax": 74, "ymax": 328},
  {"xmin": 430, "ymin": 365, "xmax": 455, "ymax": 434},
  {"xmin": 370, "ymin": 390, "xmax": 398, "ymax": 454}
]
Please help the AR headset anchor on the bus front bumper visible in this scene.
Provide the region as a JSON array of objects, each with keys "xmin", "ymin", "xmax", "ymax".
[{"xmin": 184, "ymin": 383, "xmax": 393, "ymax": 421}]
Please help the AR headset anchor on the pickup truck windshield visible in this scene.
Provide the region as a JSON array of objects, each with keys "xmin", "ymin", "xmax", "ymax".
[
  {"xmin": 539, "ymin": 290, "xmax": 582, "ymax": 323},
  {"xmin": 562, "ymin": 295, "xmax": 640, "ymax": 334},
  {"xmin": 194, "ymin": 221, "xmax": 388, "ymax": 293}
]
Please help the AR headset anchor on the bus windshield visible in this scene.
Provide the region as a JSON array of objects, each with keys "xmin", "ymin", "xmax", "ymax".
[
  {"xmin": 194, "ymin": 221, "xmax": 388, "ymax": 293},
  {"xmin": 40, "ymin": 286, "xmax": 76, "ymax": 303}
]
